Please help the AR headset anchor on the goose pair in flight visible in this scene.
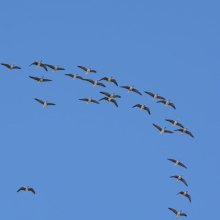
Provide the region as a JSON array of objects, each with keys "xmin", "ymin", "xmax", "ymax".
[
  {"xmin": 30, "ymin": 60, "xmax": 48, "ymax": 71},
  {"xmin": 17, "ymin": 186, "xmax": 35, "ymax": 194},
  {"xmin": 99, "ymin": 92, "xmax": 121, "ymax": 107},
  {"xmin": 1, "ymin": 63, "xmax": 21, "ymax": 70}
]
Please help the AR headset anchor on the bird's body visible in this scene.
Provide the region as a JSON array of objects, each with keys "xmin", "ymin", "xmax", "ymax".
[
  {"xmin": 174, "ymin": 127, "xmax": 194, "ymax": 138},
  {"xmin": 17, "ymin": 186, "xmax": 35, "ymax": 194},
  {"xmin": 1, "ymin": 63, "xmax": 21, "ymax": 71},
  {"xmin": 77, "ymin": 66, "xmax": 96, "ymax": 75},
  {"xmin": 144, "ymin": 91, "xmax": 165, "ymax": 100},
  {"xmin": 46, "ymin": 64, "xmax": 65, "ymax": 72}
]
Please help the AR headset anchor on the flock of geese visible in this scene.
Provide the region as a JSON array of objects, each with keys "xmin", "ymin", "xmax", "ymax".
[{"xmin": 1, "ymin": 60, "xmax": 194, "ymax": 218}]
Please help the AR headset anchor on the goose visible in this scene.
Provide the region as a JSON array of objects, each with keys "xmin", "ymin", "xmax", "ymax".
[
  {"xmin": 165, "ymin": 119, "xmax": 184, "ymax": 128},
  {"xmin": 167, "ymin": 158, "xmax": 187, "ymax": 169},
  {"xmin": 144, "ymin": 91, "xmax": 165, "ymax": 100},
  {"xmin": 83, "ymin": 79, "xmax": 105, "ymax": 88},
  {"xmin": 157, "ymin": 99, "xmax": 176, "ymax": 109},
  {"xmin": 100, "ymin": 76, "xmax": 118, "ymax": 86},
  {"xmin": 120, "ymin": 84, "xmax": 142, "ymax": 95},
  {"xmin": 1, "ymin": 63, "xmax": 21, "ymax": 71},
  {"xmin": 30, "ymin": 60, "xmax": 48, "ymax": 71},
  {"xmin": 174, "ymin": 127, "xmax": 194, "ymax": 138},
  {"xmin": 176, "ymin": 190, "xmax": 191, "ymax": 202},
  {"xmin": 132, "ymin": 104, "xmax": 151, "ymax": 115},
  {"xmin": 168, "ymin": 208, "xmax": 187, "ymax": 218},
  {"xmin": 152, "ymin": 124, "xmax": 173, "ymax": 134},
  {"xmin": 79, "ymin": 96, "xmax": 99, "ymax": 104},
  {"xmin": 45, "ymin": 64, "xmax": 65, "ymax": 72},
  {"xmin": 77, "ymin": 66, "xmax": 96, "ymax": 75},
  {"xmin": 170, "ymin": 174, "xmax": 188, "ymax": 186},
  {"xmin": 17, "ymin": 186, "xmax": 35, "ymax": 194},
  {"xmin": 29, "ymin": 76, "xmax": 52, "ymax": 84},
  {"xmin": 100, "ymin": 92, "xmax": 121, "ymax": 99},
  {"xmin": 99, "ymin": 97, "xmax": 118, "ymax": 107},
  {"xmin": 34, "ymin": 98, "xmax": 55, "ymax": 108},
  {"xmin": 65, "ymin": 73, "xmax": 84, "ymax": 81}
]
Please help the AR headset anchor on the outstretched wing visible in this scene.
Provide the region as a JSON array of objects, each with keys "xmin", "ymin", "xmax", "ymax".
[
  {"xmin": 47, "ymin": 102, "xmax": 56, "ymax": 106},
  {"xmin": 100, "ymin": 92, "xmax": 111, "ymax": 97},
  {"xmin": 176, "ymin": 191, "xmax": 184, "ymax": 195},
  {"xmin": 17, "ymin": 187, "xmax": 25, "ymax": 192},
  {"xmin": 132, "ymin": 104, "xmax": 142, "ymax": 108},
  {"xmin": 30, "ymin": 61, "xmax": 38, "ymax": 66},
  {"xmin": 1, "ymin": 63, "xmax": 11, "ymax": 68},
  {"xmin": 100, "ymin": 77, "xmax": 108, "ymax": 81},
  {"xmin": 99, "ymin": 97, "xmax": 108, "ymax": 101},
  {"xmin": 186, "ymin": 131, "xmax": 194, "ymax": 138},
  {"xmin": 144, "ymin": 91, "xmax": 154, "ymax": 97},
  {"xmin": 111, "ymin": 99, "xmax": 118, "ymax": 107},
  {"xmin": 168, "ymin": 208, "xmax": 177, "ymax": 214},
  {"xmin": 170, "ymin": 175, "xmax": 178, "ymax": 179},
  {"xmin": 186, "ymin": 194, "xmax": 191, "ymax": 202},
  {"xmin": 42, "ymin": 78, "xmax": 52, "ymax": 82},
  {"xmin": 76, "ymin": 75, "xmax": 84, "ymax": 80},
  {"xmin": 79, "ymin": 98, "xmax": 89, "ymax": 102},
  {"xmin": 65, "ymin": 73, "xmax": 74, "ymax": 77},
  {"xmin": 132, "ymin": 88, "xmax": 142, "ymax": 96},
  {"xmin": 152, "ymin": 124, "xmax": 162, "ymax": 131},
  {"xmin": 45, "ymin": 64, "xmax": 55, "ymax": 69},
  {"xmin": 180, "ymin": 178, "xmax": 188, "ymax": 186},
  {"xmin": 178, "ymin": 162, "xmax": 187, "ymax": 169},
  {"xmin": 157, "ymin": 100, "xmax": 166, "ymax": 104},
  {"xmin": 77, "ymin": 66, "xmax": 87, "ymax": 71},
  {"xmin": 13, "ymin": 66, "xmax": 21, "ymax": 69},
  {"xmin": 34, "ymin": 98, "xmax": 44, "ymax": 105},
  {"xmin": 174, "ymin": 129, "xmax": 183, "ymax": 132},
  {"xmin": 28, "ymin": 188, "xmax": 36, "ymax": 194},
  {"xmin": 157, "ymin": 95, "xmax": 165, "ymax": 100},
  {"xmin": 167, "ymin": 158, "xmax": 177, "ymax": 163},
  {"xmin": 169, "ymin": 102, "xmax": 176, "ymax": 109},
  {"xmin": 91, "ymin": 99, "xmax": 99, "ymax": 104},
  {"xmin": 177, "ymin": 122, "xmax": 184, "ymax": 128},
  {"xmin": 29, "ymin": 76, "xmax": 40, "ymax": 81},
  {"xmin": 120, "ymin": 86, "xmax": 130, "ymax": 90},
  {"xmin": 90, "ymin": 69, "xmax": 96, "ymax": 73},
  {"xmin": 180, "ymin": 213, "xmax": 187, "ymax": 217},
  {"xmin": 40, "ymin": 64, "xmax": 48, "ymax": 71},
  {"xmin": 164, "ymin": 129, "xmax": 173, "ymax": 133},
  {"xmin": 83, "ymin": 79, "xmax": 94, "ymax": 84},
  {"xmin": 165, "ymin": 119, "xmax": 174, "ymax": 124},
  {"xmin": 57, "ymin": 67, "xmax": 65, "ymax": 70},
  {"xmin": 97, "ymin": 82, "xmax": 106, "ymax": 87},
  {"xmin": 113, "ymin": 94, "xmax": 121, "ymax": 98},
  {"xmin": 144, "ymin": 107, "xmax": 151, "ymax": 115},
  {"xmin": 111, "ymin": 79, "xmax": 118, "ymax": 86}
]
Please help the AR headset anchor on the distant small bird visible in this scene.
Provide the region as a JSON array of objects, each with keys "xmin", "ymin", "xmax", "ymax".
[
  {"xmin": 177, "ymin": 190, "xmax": 191, "ymax": 202},
  {"xmin": 83, "ymin": 79, "xmax": 105, "ymax": 88},
  {"xmin": 170, "ymin": 174, "xmax": 188, "ymax": 186},
  {"xmin": 168, "ymin": 208, "xmax": 187, "ymax": 218},
  {"xmin": 1, "ymin": 63, "xmax": 21, "ymax": 71},
  {"xmin": 29, "ymin": 76, "xmax": 52, "ymax": 84},
  {"xmin": 45, "ymin": 64, "xmax": 65, "ymax": 72},
  {"xmin": 144, "ymin": 91, "xmax": 165, "ymax": 100},
  {"xmin": 132, "ymin": 104, "xmax": 150, "ymax": 115},
  {"xmin": 100, "ymin": 92, "xmax": 121, "ymax": 99},
  {"xmin": 79, "ymin": 96, "xmax": 99, "ymax": 104},
  {"xmin": 100, "ymin": 75, "xmax": 118, "ymax": 86},
  {"xmin": 17, "ymin": 186, "xmax": 35, "ymax": 194},
  {"xmin": 165, "ymin": 119, "xmax": 184, "ymax": 128},
  {"xmin": 65, "ymin": 73, "xmax": 84, "ymax": 81},
  {"xmin": 34, "ymin": 98, "xmax": 55, "ymax": 108},
  {"xmin": 167, "ymin": 158, "xmax": 187, "ymax": 169},
  {"xmin": 77, "ymin": 66, "xmax": 96, "ymax": 75},
  {"xmin": 30, "ymin": 60, "xmax": 48, "ymax": 71},
  {"xmin": 152, "ymin": 124, "xmax": 173, "ymax": 134},
  {"xmin": 120, "ymin": 84, "xmax": 142, "ymax": 95},
  {"xmin": 99, "ymin": 97, "xmax": 118, "ymax": 107},
  {"xmin": 174, "ymin": 127, "xmax": 194, "ymax": 138},
  {"xmin": 157, "ymin": 99, "xmax": 176, "ymax": 109}
]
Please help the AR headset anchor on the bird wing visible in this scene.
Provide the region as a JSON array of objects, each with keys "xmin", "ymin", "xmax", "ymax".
[
  {"xmin": 77, "ymin": 76, "xmax": 84, "ymax": 80},
  {"xmin": 144, "ymin": 91, "xmax": 154, "ymax": 97},
  {"xmin": 100, "ymin": 92, "xmax": 111, "ymax": 97},
  {"xmin": 47, "ymin": 102, "xmax": 55, "ymax": 105},
  {"xmin": 110, "ymin": 99, "xmax": 118, "ymax": 107},
  {"xmin": 91, "ymin": 99, "xmax": 100, "ymax": 104},
  {"xmin": 42, "ymin": 78, "xmax": 52, "ymax": 82},
  {"xmin": 176, "ymin": 191, "xmax": 184, "ymax": 195},
  {"xmin": 165, "ymin": 119, "xmax": 174, "ymax": 124},
  {"xmin": 45, "ymin": 64, "xmax": 55, "ymax": 69},
  {"xmin": 132, "ymin": 88, "xmax": 142, "ymax": 96},
  {"xmin": 90, "ymin": 69, "xmax": 96, "ymax": 73},
  {"xmin": 168, "ymin": 208, "xmax": 177, "ymax": 214},
  {"xmin": 99, "ymin": 97, "xmax": 108, "ymax": 101},
  {"xmin": 57, "ymin": 67, "xmax": 65, "ymax": 70},
  {"xmin": 164, "ymin": 129, "xmax": 174, "ymax": 133},
  {"xmin": 120, "ymin": 86, "xmax": 130, "ymax": 90},
  {"xmin": 79, "ymin": 98, "xmax": 88, "ymax": 102},
  {"xmin": 169, "ymin": 102, "xmax": 176, "ymax": 109},
  {"xmin": 113, "ymin": 94, "xmax": 121, "ymax": 98},
  {"xmin": 83, "ymin": 79, "xmax": 94, "ymax": 84},
  {"xmin": 170, "ymin": 175, "xmax": 178, "ymax": 179},
  {"xmin": 41, "ymin": 64, "xmax": 48, "ymax": 71},
  {"xmin": 167, "ymin": 158, "xmax": 176, "ymax": 163},
  {"xmin": 35, "ymin": 98, "xmax": 44, "ymax": 105},
  {"xmin": 157, "ymin": 95, "xmax": 165, "ymax": 100},
  {"xmin": 144, "ymin": 107, "xmax": 151, "ymax": 115},
  {"xmin": 157, "ymin": 100, "xmax": 166, "ymax": 104},
  {"xmin": 100, "ymin": 77, "xmax": 108, "ymax": 81},
  {"xmin": 77, "ymin": 66, "xmax": 87, "ymax": 71},
  {"xmin": 97, "ymin": 82, "xmax": 106, "ymax": 87},
  {"xmin": 1, "ymin": 63, "xmax": 11, "ymax": 68},
  {"xmin": 30, "ymin": 61, "xmax": 38, "ymax": 66},
  {"xmin": 132, "ymin": 104, "xmax": 142, "ymax": 108},
  {"xmin": 13, "ymin": 66, "xmax": 21, "ymax": 69},
  {"xmin": 28, "ymin": 188, "xmax": 36, "ymax": 194},
  {"xmin": 180, "ymin": 178, "xmax": 188, "ymax": 186},
  {"xmin": 17, "ymin": 187, "xmax": 25, "ymax": 192},
  {"xmin": 186, "ymin": 194, "xmax": 191, "ymax": 202},
  {"xmin": 177, "ymin": 122, "xmax": 184, "ymax": 128},
  {"xmin": 29, "ymin": 76, "xmax": 40, "ymax": 81},
  {"xmin": 180, "ymin": 213, "xmax": 187, "ymax": 217},
  {"xmin": 178, "ymin": 162, "xmax": 187, "ymax": 169},
  {"xmin": 152, "ymin": 124, "xmax": 162, "ymax": 131},
  {"xmin": 111, "ymin": 79, "xmax": 118, "ymax": 86},
  {"xmin": 174, "ymin": 129, "xmax": 183, "ymax": 132},
  {"xmin": 65, "ymin": 73, "xmax": 74, "ymax": 77},
  {"xmin": 186, "ymin": 131, "xmax": 194, "ymax": 138}
]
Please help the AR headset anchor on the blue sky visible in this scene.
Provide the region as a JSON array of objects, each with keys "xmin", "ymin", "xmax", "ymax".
[{"xmin": 0, "ymin": 0, "xmax": 219, "ymax": 219}]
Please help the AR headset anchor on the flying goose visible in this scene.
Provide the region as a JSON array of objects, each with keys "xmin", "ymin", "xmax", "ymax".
[
  {"xmin": 170, "ymin": 174, "xmax": 188, "ymax": 186},
  {"xmin": 168, "ymin": 208, "xmax": 187, "ymax": 218},
  {"xmin": 29, "ymin": 76, "xmax": 52, "ymax": 84},
  {"xmin": 83, "ymin": 79, "xmax": 105, "ymax": 88},
  {"xmin": 79, "ymin": 96, "xmax": 99, "ymax": 104},
  {"xmin": 120, "ymin": 84, "xmax": 142, "ymax": 95},
  {"xmin": 99, "ymin": 97, "xmax": 118, "ymax": 107},
  {"xmin": 34, "ymin": 98, "xmax": 55, "ymax": 108},
  {"xmin": 100, "ymin": 92, "xmax": 121, "ymax": 99},
  {"xmin": 65, "ymin": 73, "xmax": 84, "ymax": 81},
  {"xmin": 30, "ymin": 60, "xmax": 48, "ymax": 71},
  {"xmin": 132, "ymin": 104, "xmax": 151, "ymax": 115},
  {"xmin": 174, "ymin": 127, "xmax": 194, "ymax": 138},
  {"xmin": 167, "ymin": 158, "xmax": 187, "ymax": 169},
  {"xmin": 157, "ymin": 99, "xmax": 176, "ymax": 109},
  {"xmin": 152, "ymin": 124, "xmax": 173, "ymax": 134},
  {"xmin": 165, "ymin": 119, "xmax": 184, "ymax": 128},
  {"xmin": 77, "ymin": 66, "xmax": 96, "ymax": 75},
  {"xmin": 100, "ymin": 76, "xmax": 118, "ymax": 86},
  {"xmin": 177, "ymin": 190, "xmax": 191, "ymax": 202},
  {"xmin": 17, "ymin": 186, "xmax": 35, "ymax": 194},
  {"xmin": 45, "ymin": 64, "xmax": 65, "ymax": 72},
  {"xmin": 144, "ymin": 91, "xmax": 165, "ymax": 100},
  {"xmin": 1, "ymin": 63, "xmax": 21, "ymax": 71}
]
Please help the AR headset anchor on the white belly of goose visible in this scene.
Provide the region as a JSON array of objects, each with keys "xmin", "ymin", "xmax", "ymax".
[
  {"xmin": 153, "ymin": 95, "xmax": 157, "ymax": 100},
  {"xmin": 43, "ymin": 103, "xmax": 47, "ymax": 108},
  {"xmin": 86, "ymin": 70, "xmax": 90, "ymax": 75},
  {"xmin": 160, "ymin": 129, "xmax": 164, "ymax": 134},
  {"xmin": 73, "ymin": 76, "xmax": 77, "ymax": 81},
  {"xmin": 140, "ymin": 106, "xmax": 144, "ymax": 111},
  {"xmin": 93, "ymin": 82, "xmax": 97, "ymax": 87},
  {"xmin": 107, "ymin": 78, "xmax": 111, "ymax": 83}
]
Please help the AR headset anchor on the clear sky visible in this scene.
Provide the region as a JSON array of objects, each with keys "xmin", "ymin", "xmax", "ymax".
[{"xmin": 0, "ymin": 0, "xmax": 219, "ymax": 219}]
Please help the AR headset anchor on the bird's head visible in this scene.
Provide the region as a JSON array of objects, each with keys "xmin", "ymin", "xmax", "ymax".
[
  {"xmin": 177, "ymin": 119, "xmax": 179, "ymax": 121},
  {"xmin": 186, "ymin": 190, "xmax": 188, "ymax": 192},
  {"xmin": 179, "ymin": 159, "xmax": 181, "ymax": 161},
  {"xmin": 111, "ymin": 75, "xmax": 113, "ymax": 78},
  {"xmin": 42, "ymin": 76, "xmax": 44, "ymax": 78},
  {"xmin": 57, "ymin": 65, "xmax": 59, "ymax": 67},
  {"xmin": 46, "ymin": 100, "xmax": 48, "ymax": 103},
  {"xmin": 169, "ymin": 99, "xmax": 171, "ymax": 101},
  {"xmin": 181, "ymin": 174, "xmax": 183, "ymax": 176},
  {"xmin": 41, "ymin": 59, "xmax": 43, "ymax": 62},
  {"xmin": 89, "ymin": 67, "xmax": 92, "ymax": 69},
  {"xmin": 186, "ymin": 127, "xmax": 188, "ymax": 129},
  {"xmin": 27, "ymin": 185, "xmax": 29, "ymax": 187},
  {"xmin": 91, "ymin": 96, "xmax": 93, "ymax": 98},
  {"xmin": 76, "ymin": 73, "xmax": 78, "ymax": 75}
]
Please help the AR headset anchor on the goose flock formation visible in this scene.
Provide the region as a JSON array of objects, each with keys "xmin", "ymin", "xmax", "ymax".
[{"xmin": 1, "ymin": 60, "xmax": 194, "ymax": 218}]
